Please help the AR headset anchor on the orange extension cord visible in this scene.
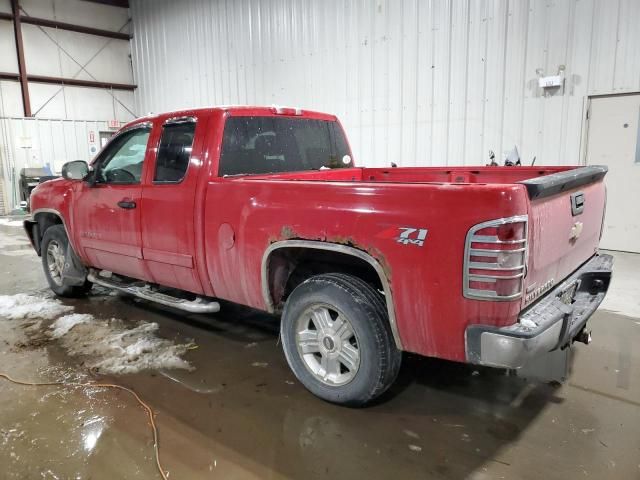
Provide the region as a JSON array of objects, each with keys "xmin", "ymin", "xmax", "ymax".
[{"xmin": 0, "ymin": 373, "xmax": 169, "ymax": 480}]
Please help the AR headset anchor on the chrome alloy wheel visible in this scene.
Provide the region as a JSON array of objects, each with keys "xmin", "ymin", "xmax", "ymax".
[
  {"xmin": 295, "ymin": 304, "xmax": 360, "ymax": 386},
  {"xmin": 46, "ymin": 240, "xmax": 65, "ymax": 286}
]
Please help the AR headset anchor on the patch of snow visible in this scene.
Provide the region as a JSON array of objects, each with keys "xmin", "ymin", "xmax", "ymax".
[
  {"xmin": 3, "ymin": 293, "xmax": 193, "ymax": 375},
  {"xmin": 55, "ymin": 319, "xmax": 193, "ymax": 374},
  {"xmin": 0, "ymin": 218, "xmax": 24, "ymax": 227},
  {"xmin": 408, "ymin": 444, "xmax": 422, "ymax": 452},
  {"xmin": 49, "ymin": 313, "xmax": 94, "ymax": 338},
  {"xmin": 0, "ymin": 294, "xmax": 73, "ymax": 320}
]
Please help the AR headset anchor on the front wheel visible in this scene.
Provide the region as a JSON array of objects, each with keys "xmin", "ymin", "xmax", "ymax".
[
  {"xmin": 41, "ymin": 225, "xmax": 92, "ymax": 297},
  {"xmin": 281, "ymin": 273, "xmax": 401, "ymax": 406}
]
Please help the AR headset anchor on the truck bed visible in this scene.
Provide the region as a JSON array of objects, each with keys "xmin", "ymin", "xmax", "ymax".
[
  {"xmin": 248, "ymin": 166, "xmax": 572, "ymax": 185},
  {"xmin": 209, "ymin": 164, "xmax": 607, "ymax": 361}
]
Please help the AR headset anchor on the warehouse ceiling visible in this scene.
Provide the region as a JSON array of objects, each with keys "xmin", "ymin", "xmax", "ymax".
[{"xmin": 81, "ymin": 0, "xmax": 129, "ymax": 8}]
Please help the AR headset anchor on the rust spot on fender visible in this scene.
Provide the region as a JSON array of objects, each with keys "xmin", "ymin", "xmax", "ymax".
[
  {"xmin": 364, "ymin": 245, "xmax": 392, "ymax": 281},
  {"xmin": 280, "ymin": 225, "xmax": 297, "ymax": 240},
  {"xmin": 270, "ymin": 227, "xmax": 393, "ymax": 282}
]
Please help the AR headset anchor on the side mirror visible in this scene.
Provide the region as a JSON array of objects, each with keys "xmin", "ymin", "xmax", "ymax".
[{"xmin": 61, "ymin": 160, "xmax": 89, "ymax": 181}]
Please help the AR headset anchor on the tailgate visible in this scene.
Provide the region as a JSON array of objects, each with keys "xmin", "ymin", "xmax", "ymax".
[{"xmin": 520, "ymin": 166, "xmax": 607, "ymax": 308}]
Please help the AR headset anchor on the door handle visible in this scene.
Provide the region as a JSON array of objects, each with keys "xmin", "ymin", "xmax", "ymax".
[{"xmin": 117, "ymin": 199, "xmax": 137, "ymax": 209}]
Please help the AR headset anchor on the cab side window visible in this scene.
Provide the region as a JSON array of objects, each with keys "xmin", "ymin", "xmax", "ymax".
[
  {"xmin": 96, "ymin": 127, "xmax": 151, "ymax": 184},
  {"xmin": 154, "ymin": 121, "xmax": 196, "ymax": 183}
]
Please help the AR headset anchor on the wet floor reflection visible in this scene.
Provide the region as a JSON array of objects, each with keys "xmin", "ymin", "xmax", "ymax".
[{"xmin": 1, "ymin": 288, "xmax": 639, "ymax": 479}]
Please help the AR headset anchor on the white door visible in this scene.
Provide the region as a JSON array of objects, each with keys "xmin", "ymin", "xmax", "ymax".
[{"xmin": 586, "ymin": 94, "xmax": 640, "ymax": 253}]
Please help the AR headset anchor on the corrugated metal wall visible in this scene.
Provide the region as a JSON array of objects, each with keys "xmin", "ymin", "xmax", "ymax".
[
  {"xmin": 0, "ymin": 117, "xmax": 111, "ymax": 211},
  {"xmin": 134, "ymin": 0, "xmax": 638, "ymax": 167}
]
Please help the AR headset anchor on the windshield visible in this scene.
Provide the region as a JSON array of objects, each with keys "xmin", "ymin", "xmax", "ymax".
[{"xmin": 219, "ymin": 116, "xmax": 352, "ymax": 176}]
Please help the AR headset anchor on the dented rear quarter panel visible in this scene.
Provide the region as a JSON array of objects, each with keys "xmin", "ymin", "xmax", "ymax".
[{"xmin": 203, "ymin": 177, "xmax": 530, "ymax": 362}]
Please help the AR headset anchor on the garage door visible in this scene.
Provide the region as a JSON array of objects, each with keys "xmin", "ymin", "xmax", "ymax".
[{"xmin": 586, "ymin": 94, "xmax": 640, "ymax": 253}]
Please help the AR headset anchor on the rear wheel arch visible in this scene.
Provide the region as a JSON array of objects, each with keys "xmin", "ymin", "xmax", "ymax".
[
  {"xmin": 280, "ymin": 272, "xmax": 402, "ymax": 405},
  {"xmin": 262, "ymin": 240, "xmax": 403, "ymax": 349}
]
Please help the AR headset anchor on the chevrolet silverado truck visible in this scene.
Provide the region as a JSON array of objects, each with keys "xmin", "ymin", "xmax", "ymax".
[{"xmin": 24, "ymin": 106, "xmax": 612, "ymax": 405}]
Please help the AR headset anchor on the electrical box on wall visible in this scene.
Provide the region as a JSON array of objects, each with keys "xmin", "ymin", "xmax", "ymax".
[
  {"xmin": 535, "ymin": 65, "xmax": 566, "ymax": 97},
  {"xmin": 538, "ymin": 75, "xmax": 564, "ymax": 88}
]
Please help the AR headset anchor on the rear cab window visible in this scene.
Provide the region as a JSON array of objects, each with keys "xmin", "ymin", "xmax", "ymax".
[
  {"xmin": 154, "ymin": 120, "xmax": 196, "ymax": 183},
  {"xmin": 219, "ymin": 116, "xmax": 352, "ymax": 176}
]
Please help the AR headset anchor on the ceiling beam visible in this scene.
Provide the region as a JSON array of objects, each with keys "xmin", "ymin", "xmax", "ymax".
[
  {"xmin": 20, "ymin": 16, "xmax": 131, "ymax": 40},
  {"xmin": 0, "ymin": 71, "xmax": 136, "ymax": 91},
  {"xmin": 0, "ymin": 72, "xmax": 20, "ymax": 81},
  {"xmin": 81, "ymin": 0, "xmax": 130, "ymax": 9},
  {"xmin": 0, "ymin": 13, "xmax": 130, "ymax": 40}
]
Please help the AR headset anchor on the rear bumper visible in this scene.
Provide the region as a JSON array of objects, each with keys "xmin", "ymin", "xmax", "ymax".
[{"xmin": 465, "ymin": 253, "xmax": 613, "ymax": 369}]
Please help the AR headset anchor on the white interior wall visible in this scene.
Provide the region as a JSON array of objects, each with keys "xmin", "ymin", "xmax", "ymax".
[
  {"xmin": 130, "ymin": 0, "xmax": 640, "ymax": 168},
  {"xmin": 0, "ymin": 117, "xmax": 114, "ymax": 209},
  {"xmin": 0, "ymin": 0, "xmax": 135, "ymax": 121},
  {"xmin": 0, "ymin": 0, "xmax": 136, "ymax": 212}
]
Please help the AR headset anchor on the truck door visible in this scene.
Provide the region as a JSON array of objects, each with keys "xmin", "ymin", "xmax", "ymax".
[
  {"xmin": 73, "ymin": 123, "xmax": 153, "ymax": 280},
  {"xmin": 140, "ymin": 115, "xmax": 207, "ymax": 294}
]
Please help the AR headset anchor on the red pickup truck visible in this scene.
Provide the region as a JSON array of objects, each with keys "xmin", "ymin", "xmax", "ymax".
[{"xmin": 25, "ymin": 106, "xmax": 612, "ymax": 405}]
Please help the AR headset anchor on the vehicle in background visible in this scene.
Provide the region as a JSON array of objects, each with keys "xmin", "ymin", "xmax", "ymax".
[
  {"xmin": 19, "ymin": 167, "xmax": 59, "ymax": 211},
  {"xmin": 24, "ymin": 106, "xmax": 612, "ymax": 405}
]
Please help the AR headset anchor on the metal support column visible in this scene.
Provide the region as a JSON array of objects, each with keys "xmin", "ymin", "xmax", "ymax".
[{"xmin": 10, "ymin": 0, "xmax": 31, "ymax": 117}]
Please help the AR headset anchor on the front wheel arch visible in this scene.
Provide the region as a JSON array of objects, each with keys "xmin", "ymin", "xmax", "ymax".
[
  {"xmin": 30, "ymin": 210, "xmax": 71, "ymax": 256},
  {"xmin": 40, "ymin": 224, "xmax": 91, "ymax": 297}
]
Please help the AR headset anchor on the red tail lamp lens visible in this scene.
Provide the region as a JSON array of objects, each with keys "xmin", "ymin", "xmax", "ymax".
[
  {"xmin": 497, "ymin": 222, "xmax": 525, "ymax": 241},
  {"xmin": 494, "ymin": 277, "xmax": 522, "ymax": 296}
]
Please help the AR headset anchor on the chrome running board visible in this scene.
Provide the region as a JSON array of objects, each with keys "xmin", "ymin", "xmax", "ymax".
[{"xmin": 87, "ymin": 270, "xmax": 220, "ymax": 313}]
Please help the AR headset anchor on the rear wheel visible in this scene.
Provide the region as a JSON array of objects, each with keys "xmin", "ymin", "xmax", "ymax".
[
  {"xmin": 41, "ymin": 225, "xmax": 92, "ymax": 297},
  {"xmin": 281, "ymin": 273, "xmax": 401, "ymax": 406}
]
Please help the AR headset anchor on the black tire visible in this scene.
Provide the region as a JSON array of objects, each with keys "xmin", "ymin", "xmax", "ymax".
[
  {"xmin": 41, "ymin": 225, "xmax": 92, "ymax": 297},
  {"xmin": 281, "ymin": 273, "xmax": 401, "ymax": 406}
]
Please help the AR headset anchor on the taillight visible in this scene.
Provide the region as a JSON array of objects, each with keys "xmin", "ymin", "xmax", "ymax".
[{"xmin": 463, "ymin": 215, "xmax": 528, "ymax": 301}]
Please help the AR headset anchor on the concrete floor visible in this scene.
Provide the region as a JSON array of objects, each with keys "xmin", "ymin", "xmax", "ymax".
[{"xmin": 0, "ymin": 219, "xmax": 639, "ymax": 479}]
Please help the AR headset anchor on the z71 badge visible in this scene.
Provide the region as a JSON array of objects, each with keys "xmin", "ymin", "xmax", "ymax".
[{"xmin": 376, "ymin": 226, "xmax": 429, "ymax": 247}]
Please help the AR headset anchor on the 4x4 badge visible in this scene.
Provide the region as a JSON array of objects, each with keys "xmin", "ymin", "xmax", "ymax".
[
  {"xmin": 397, "ymin": 228, "xmax": 428, "ymax": 246},
  {"xmin": 377, "ymin": 227, "xmax": 428, "ymax": 247}
]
